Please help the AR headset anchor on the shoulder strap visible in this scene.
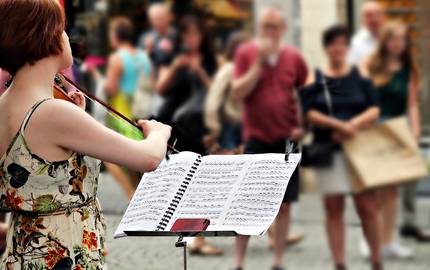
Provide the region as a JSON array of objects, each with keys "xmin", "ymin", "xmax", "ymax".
[
  {"xmin": 20, "ymin": 99, "xmax": 51, "ymax": 133},
  {"xmin": 315, "ymin": 69, "xmax": 334, "ymax": 116}
]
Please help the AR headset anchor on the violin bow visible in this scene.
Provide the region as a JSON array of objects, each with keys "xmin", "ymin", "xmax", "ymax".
[{"xmin": 55, "ymin": 74, "xmax": 180, "ymax": 154}]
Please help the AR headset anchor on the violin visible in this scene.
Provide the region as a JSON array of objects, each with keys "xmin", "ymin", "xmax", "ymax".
[
  {"xmin": 53, "ymin": 79, "xmax": 72, "ymax": 101},
  {"xmin": 53, "ymin": 74, "xmax": 179, "ymax": 154}
]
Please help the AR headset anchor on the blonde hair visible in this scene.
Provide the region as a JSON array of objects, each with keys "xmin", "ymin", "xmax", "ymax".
[{"xmin": 368, "ymin": 21, "xmax": 420, "ymax": 87}]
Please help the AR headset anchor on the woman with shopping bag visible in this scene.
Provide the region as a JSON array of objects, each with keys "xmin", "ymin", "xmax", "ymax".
[{"xmin": 365, "ymin": 21, "xmax": 428, "ymax": 258}]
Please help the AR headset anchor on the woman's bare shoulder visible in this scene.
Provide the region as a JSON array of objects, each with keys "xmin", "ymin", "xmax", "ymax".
[
  {"xmin": 0, "ymin": 96, "xmax": 80, "ymax": 133},
  {"xmin": 29, "ymin": 98, "xmax": 91, "ymax": 129}
]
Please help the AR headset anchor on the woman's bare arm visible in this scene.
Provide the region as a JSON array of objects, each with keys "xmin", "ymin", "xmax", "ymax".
[
  {"xmin": 231, "ymin": 59, "xmax": 262, "ymax": 100},
  {"xmin": 408, "ymin": 79, "xmax": 421, "ymax": 139},
  {"xmin": 350, "ymin": 107, "xmax": 380, "ymax": 129},
  {"xmin": 307, "ymin": 110, "xmax": 346, "ymax": 131},
  {"xmin": 307, "ymin": 110, "xmax": 358, "ymax": 139},
  {"xmin": 155, "ymin": 65, "xmax": 177, "ymax": 95},
  {"xmin": 33, "ymin": 99, "xmax": 171, "ymax": 172}
]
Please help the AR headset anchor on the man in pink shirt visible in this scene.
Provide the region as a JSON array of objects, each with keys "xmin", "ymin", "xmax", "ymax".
[{"xmin": 232, "ymin": 6, "xmax": 308, "ymax": 270}]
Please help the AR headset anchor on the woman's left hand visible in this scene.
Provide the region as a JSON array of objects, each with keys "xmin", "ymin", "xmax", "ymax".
[{"xmin": 68, "ymin": 91, "xmax": 86, "ymax": 110}]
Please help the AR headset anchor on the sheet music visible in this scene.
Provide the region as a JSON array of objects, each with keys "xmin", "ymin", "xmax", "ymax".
[
  {"xmin": 166, "ymin": 155, "xmax": 249, "ymax": 229},
  {"xmin": 220, "ymin": 154, "xmax": 301, "ymax": 235},
  {"xmin": 166, "ymin": 154, "xmax": 301, "ymax": 235},
  {"xmin": 115, "ymin": 152, "xmax": 301, "ymax": 237},
  {"xmin": 114, "ymin": 152, "xmax": 199, "ymax": 238}
]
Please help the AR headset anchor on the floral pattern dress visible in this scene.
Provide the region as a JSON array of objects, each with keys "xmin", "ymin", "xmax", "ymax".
[{"xmin": 0, "ymin": 100, "xmax": 106, "ymax": 270}]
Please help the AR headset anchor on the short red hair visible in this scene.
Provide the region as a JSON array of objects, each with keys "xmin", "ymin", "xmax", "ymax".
[{"xmin": 0, "ymin": 0, "xmax": 66, "ymax": 74}]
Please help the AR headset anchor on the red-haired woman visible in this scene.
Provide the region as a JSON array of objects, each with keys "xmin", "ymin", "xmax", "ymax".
[{"xmin": 0, "ymin": 1, "xmax": 171, "ymax": 269}]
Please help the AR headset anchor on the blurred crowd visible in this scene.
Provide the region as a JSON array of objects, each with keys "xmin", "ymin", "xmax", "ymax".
[{"xmin": 1, "ymin": 1, "xmax": 429, "ymax": 270}]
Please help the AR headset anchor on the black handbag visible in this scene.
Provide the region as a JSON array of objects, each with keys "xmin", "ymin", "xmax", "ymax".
[
  {"xmin": 171, "ymin": 71, "xmax": 208, "ymax": 153},
  {"xmin": 172, "ymin": 87, "xmax": 207, "ymax": 140},
  {"xmin": 301, "ymin": 71, "xmax": 335, "ymax": 168}
]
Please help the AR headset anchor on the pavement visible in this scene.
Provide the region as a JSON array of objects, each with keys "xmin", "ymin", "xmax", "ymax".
[{"xmin": 98, "ymin": 173, "xmax": 430, "ymax": 270}]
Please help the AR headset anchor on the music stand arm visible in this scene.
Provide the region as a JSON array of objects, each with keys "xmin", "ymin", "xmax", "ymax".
[{"xmin": 175, "ymin": 235, "xmax": 187, "ymax": 270}]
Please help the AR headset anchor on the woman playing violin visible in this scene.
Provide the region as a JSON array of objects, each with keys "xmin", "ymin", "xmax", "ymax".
[{"xmin": 0, "ymin": 1, "xmax": 171, "ymax": 269}]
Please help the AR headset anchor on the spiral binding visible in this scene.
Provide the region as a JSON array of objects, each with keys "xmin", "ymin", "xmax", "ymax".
[{"xmin": 156, "ymin": 156, "xmax": 202, "ymax": 231}]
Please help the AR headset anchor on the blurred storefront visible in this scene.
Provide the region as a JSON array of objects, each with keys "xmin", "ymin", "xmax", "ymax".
[
  {"xmin": 62, "ymin": 0, "xmax": 109, "ymax": 55},
  {"xmin": 193, "ymin": 0, "xmax": 253, "ymax": 48},
  {"xmin": 63, "ymin": 0, "xmax": 253, "ymax": 55}
]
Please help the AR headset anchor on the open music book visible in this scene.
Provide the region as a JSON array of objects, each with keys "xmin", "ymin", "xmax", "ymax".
[{"xmin": 114, "ymin": 151, "xmax": 301, "ymax": 238}]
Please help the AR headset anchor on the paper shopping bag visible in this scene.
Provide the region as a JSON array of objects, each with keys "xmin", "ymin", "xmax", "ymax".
[{"xmin": 343, "ymin": 117, "xmax": 428, "ymax": 193}]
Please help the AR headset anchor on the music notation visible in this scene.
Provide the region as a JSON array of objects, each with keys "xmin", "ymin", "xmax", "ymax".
[
  {"xmin": 114, "ymin": 152, "xmax": 199, "ymax": 237},
  {"xmin": 114, "ymin": 152, "xmax": 301, "ymax": 238},
  {"xmin": 169, "ymin": 155, "xmax": 247, "ymax": 227}
]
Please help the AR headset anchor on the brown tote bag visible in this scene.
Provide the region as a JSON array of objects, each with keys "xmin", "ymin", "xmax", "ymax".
[{"xmin": 343, "ymin": 117, "xmax": 428, "ymax": 193}]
